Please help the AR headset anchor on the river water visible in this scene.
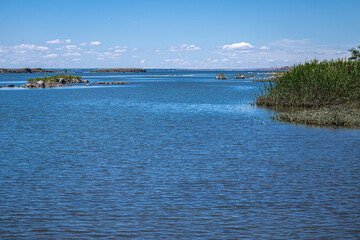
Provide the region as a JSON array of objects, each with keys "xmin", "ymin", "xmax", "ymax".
[{"xmin": 0, "ymin": 70, "xmax": 359, "ymax": 239}]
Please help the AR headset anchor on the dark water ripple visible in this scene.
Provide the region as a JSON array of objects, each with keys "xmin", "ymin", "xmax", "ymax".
[{"xmin": 0, "ymin": 71, "xmax": 360, "ymax": 239}]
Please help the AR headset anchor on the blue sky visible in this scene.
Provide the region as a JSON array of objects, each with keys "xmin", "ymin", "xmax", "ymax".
[{"xmin": 0, "ymin": 0, "xmax": 359, "ymax": 69}]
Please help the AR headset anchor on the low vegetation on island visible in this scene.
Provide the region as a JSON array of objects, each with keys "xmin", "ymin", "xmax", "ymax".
[
  {"xmin": 256, "ymin": 45, "xmax": 360, "ymax": 128},
  {"xmin": 0, "ymin": 73, "xmax": 131, "ymax": 89},
  {"xmin": 216, "ymin": 73, "xmax": 230, "ymax": 79},
  {"xmin": 0, "ymin": 68, "xmax": 62, "ymax": 73},
  {"xmin": 216, "ymin": 72, "xmax": 283, "ymax": 81},
  {"xmin": 233, "ymin": 74, "xmax": 245, "ymax": 79},
  {"xmin": 90, "ymin": 68, "xmax": 146, "ymax": 73},
  {"xmin": 23, "ymin": 74, "xmax": 89, "ymax": 88}
]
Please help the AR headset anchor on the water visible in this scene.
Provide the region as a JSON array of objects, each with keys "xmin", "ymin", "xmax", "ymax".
[{"xmin": 0, "ymin": 70, "xmax": 359, "ymax": 239}]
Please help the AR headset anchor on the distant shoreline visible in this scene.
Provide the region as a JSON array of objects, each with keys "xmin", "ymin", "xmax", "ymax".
[
  {"xmin": 0, "ymin": 67, "xmax": 291, "ymax": 73},
  {"xmin": 0, "ymin": 68, "xmax": 64, "ymax": 74},
  {"xmin": 89, "ymin": 68, "xmax": 146, "ymax": 73}
]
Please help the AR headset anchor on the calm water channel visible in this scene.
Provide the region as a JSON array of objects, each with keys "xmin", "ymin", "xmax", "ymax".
[{"xmin": 1, "ymin": 70, "xmax": 359, "ymax": 239}]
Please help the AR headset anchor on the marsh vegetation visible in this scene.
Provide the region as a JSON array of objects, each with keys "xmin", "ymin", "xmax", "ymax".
[{"xmin": 256, "ymin": 54, "xmax": 360, "ymax": 127}]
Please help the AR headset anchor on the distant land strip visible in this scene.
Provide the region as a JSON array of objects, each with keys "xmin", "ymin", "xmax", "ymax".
[
  {"xmin": 89, "ymin": 68, "xmax": 146, "ymax": 73},
  {"xmin": 0, "ymin": 68, "xmax": 62, "ymax": 73}
]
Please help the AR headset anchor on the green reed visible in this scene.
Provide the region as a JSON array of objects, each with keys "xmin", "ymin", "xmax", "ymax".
[{"xmin": 256, "ymin": 59, "xmax": 360, "ymax": 108}]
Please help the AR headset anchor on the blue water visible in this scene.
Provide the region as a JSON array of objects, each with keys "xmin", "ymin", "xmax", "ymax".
[{"xmin": 1, "ymin": 70, "xmax": 359, "ymax": 239}]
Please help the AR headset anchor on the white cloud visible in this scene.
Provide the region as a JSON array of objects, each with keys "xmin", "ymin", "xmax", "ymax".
[
  {"xmin": 140, "ymin": 59, "xmax": 146, "ymax": 64},
  {"xmin": 46, "ymin": 39, "xmax": 61, "ymax": 44},
  {"xmin": 46, "ymin": 39, "xmax": 71, "ymax": 44},
  {"xmin": 164, "ymin": 58, "xmax": 185, "ymax": 62},
  {"xmin": 84, "ymin": 50, "xmax": 96, "ymax": 54},
  {"xmin": 72, "ymin": 58, "xmax": 80, "ymax": 61},
  {"xmin": 43, "ymin": 54, "xmax": 58, "ymax": 58},
  {"xmin": 56, "ymin": 45, "xmax": 81, "ymax": 51},
  {"xmin": 95, "ymin": 51, "xmax": 120, "ymax": 59},
  {"xmin": 169, "ymin": 44, "xmax": 201, "ymax": 52},
  {"xmin": 101, "ymin": 52, "xmax": 112, "ymax": 56},
  {"xmin": 222, "ymin": 42, "xmax": 255, "ymax": 51},
  {"xmin": 63, "ymin": 52, "xmax": 81, "ymax": 57},
  {"xmin": 97, "ymin": 57, "xmax": 104, "ymax": 60},
  {"xmin": 79, "ymin": 42, "xmax": 87, "ymax": 46},
  {"xmin": 65, "ymin": 45, "xmax": 79, "ymax": 50},
  {"xmin": 0, "ymin": 46, "xmax": 8, "ymax": 54},
  {"xmin": 132, "ymin": 48, "xmax": 138, "ymax": 51},
  {"xmin": 14, "ymin": 44, "xmax": 49, "ymax": 51},
  {"xmin": 271, "ymin": 38, "xmax": 311, "ymax": 48},
  {"xmin": 185, "ymin": 44, "xmax": 200, "ymax": 51},
  {"xmin": 115, "ymin": 49, "xmax": 126, "ymax": 53},
  {"xmin": 260, "ymin": 46, "xmax": 270, "ymax": 50},
  {"xmin": 90, "ymin": 41, "xmax": 101, "ymax": 46},
  {"xmin": 222, "ymin": 58, "xmax": 229, "ymax": 62},
  {"xmin": 133, "ymin": 55, "xmax": 139, "ymax": 58}
]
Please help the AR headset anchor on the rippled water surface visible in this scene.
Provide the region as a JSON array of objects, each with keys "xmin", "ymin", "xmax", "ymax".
[{"xmin": 1, "ymin": 70, "xmax": 359, "ymax": 239}]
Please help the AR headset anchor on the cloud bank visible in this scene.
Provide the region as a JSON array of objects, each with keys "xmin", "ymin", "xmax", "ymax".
[{"xmin": 222, "ymin": 42, "xmax": 255, "ymax": 51}]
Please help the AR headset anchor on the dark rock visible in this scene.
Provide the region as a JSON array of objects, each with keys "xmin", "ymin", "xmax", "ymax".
[
  {"xmin": 57, "ymin": 78, "xmax": 66, "ymax": 84},
  {"xmin": 233, "ymin": 75, "xmax": 245, "ymax": 79},
  {"xmin": 21, "ymin": 81, "xmax": 63, "ymax": 88},
  {"xmin": 92, "ymin": 81, "xmax": 131, "ymax": 85},
  {"xmin": 216, "ymin": 75, "xmax": 230, "ymax": 80}
]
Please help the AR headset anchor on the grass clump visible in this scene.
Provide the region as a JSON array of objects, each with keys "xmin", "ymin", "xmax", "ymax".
[
  {"xmin": 256, "ymin": 59, "xmax": 360, "ymax": 107},
  {"xmin": 256, "ymin": 59, "xmax": 360, "ymax": 127}
]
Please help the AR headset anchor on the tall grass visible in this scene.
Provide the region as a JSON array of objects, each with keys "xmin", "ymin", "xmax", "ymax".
[{"xmin": 256, "ymin": 59, "xmax": 360, "ymax": 108}]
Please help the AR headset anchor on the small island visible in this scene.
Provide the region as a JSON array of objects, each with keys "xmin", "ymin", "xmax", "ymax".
[
  {"xmin": 90, "ymin": 68, "xmax": 146, "ymax": 73},
  {"xmin": 216, "ymin": 73, "xmax": 230, "ymax": 79},
  {"xmin": 233, "ymin": 74, "xmax": 245, "ymax": 79},
  {"xmin": 22, "ymin": 74, "xmax": 89, "ymax": 88},
  {"xmin": 0, "ymin": 74, "xmax": 131, "ymax": 89},
  {"xmin": 215, "ymin": 72, "xmax": 280, "ymax": 81},
  {"xmin": 0, "ymin": 68, "xmax": 63, "ymax": 73}
]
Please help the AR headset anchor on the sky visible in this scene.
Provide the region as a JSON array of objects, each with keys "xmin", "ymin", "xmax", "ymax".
[{"xmin": 0, "ymin": 0, "xmax": 359, "ymax": 69}]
